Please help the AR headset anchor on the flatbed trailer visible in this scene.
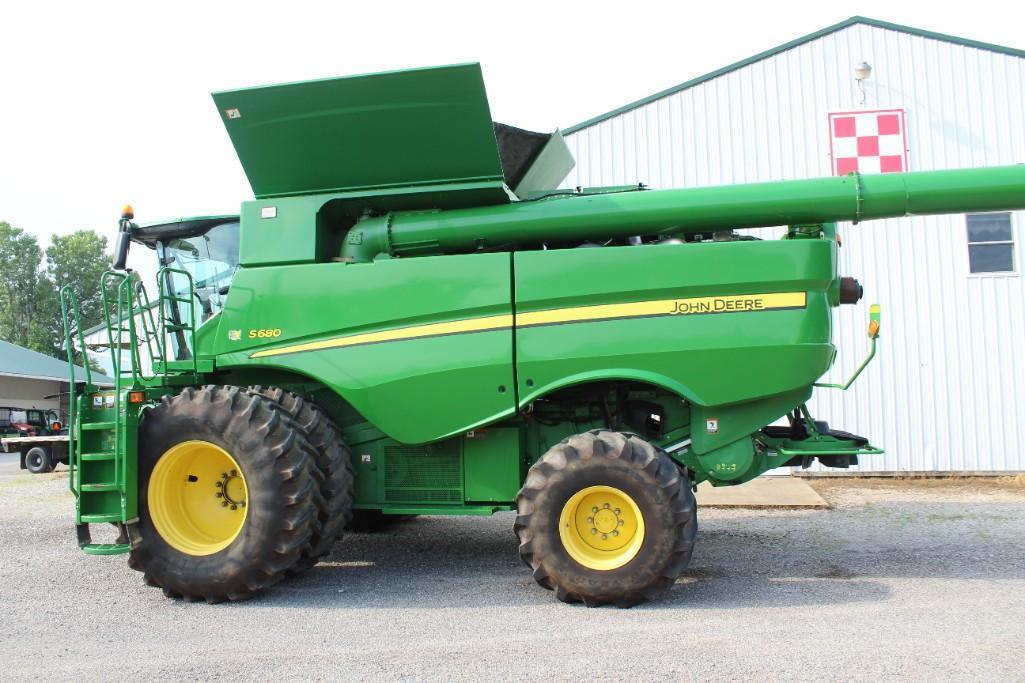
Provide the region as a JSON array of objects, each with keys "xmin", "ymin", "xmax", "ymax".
[{"xmin": 1, "ymin": 435, "xmax": 70, "ymax": 474}]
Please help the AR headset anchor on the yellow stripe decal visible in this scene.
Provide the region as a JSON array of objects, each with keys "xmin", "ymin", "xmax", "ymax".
[
  {"xmin": 517, "ymin": 292, "xmax": 807, "ymax": 327},
  {"xmin": 250, "ymin": 314, "xmax": 514, "ymax": 358},
  {"xmin": 249, "ymin": 292, "xmax": 806, "ymax": 359}
]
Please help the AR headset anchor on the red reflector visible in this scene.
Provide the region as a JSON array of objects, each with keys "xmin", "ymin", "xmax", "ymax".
[{"xmin": 128, "ymin": 391, "xmax": 145, "ymax": 404}]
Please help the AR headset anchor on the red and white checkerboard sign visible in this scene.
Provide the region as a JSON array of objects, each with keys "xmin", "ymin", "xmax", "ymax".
[{"xmin": 828, "ymin": 109, "xmax": 908, "ymax": 175}]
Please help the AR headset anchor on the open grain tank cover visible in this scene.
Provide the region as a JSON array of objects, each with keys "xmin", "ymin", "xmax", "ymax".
[
  {"xmin": 212, "ymin": 63, "xmax": 574, "ymax": 206},
  {"xmin": 212, "ymin": 63, "xmax": 510, "ymax": 201}
]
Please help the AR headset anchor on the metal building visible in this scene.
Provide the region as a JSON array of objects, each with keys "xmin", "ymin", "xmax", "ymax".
[
  {"xmin": 0, "ymin": 340, "xmax": 114, "ymax": 421},
  {"xmin": 562, "ymin": 16, "xmax": 1025, "ymax": 473}
]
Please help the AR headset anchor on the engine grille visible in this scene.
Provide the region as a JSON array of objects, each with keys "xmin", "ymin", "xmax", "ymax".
[{"xmin": 383, "ymin": 444, "xmax": 461, "ymax": 504}]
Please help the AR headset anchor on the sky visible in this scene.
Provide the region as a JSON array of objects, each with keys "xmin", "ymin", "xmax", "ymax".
[{"xmin": 2, "ymin": 0, "xmax": 1024, "ymax": 257}]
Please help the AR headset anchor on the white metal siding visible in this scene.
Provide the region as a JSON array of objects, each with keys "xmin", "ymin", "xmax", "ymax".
[{"xmin": 564, "ymin": 24, "xmax": 1025, "ymax": 472}]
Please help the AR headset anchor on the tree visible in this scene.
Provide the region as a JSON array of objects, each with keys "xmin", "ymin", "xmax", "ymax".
[
  {"xmin": 32, "ymin": 230, "xmax": 114, "ymax": 362},
  {"xmin": 0, "ymin": 222, "xmax": 43, "ymax": 347},
  {"xmin": 0, "ymin": 221, "xmax": 115, "ymax": 369}
]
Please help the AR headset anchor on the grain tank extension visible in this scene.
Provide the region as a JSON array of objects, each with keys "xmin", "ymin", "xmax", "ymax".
[{"xmin": 60, "ymin": 63, "xmax": 1025, "ymax": 606}]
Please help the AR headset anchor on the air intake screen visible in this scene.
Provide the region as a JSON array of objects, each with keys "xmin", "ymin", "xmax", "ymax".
[{"xmin": 384, "ymin": 444, "xmax": 462, "ymax": 504}]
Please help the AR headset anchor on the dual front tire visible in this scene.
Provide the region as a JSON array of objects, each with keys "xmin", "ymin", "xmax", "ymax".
[{"xmin": 128, "ymin": 385, "xmax": 353, "ymax": 602}]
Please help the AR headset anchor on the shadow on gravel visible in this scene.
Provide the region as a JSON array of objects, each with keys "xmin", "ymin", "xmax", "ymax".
[{"xmin": 247, "ymin": 513, "xmax": 902, "ymax": 610}]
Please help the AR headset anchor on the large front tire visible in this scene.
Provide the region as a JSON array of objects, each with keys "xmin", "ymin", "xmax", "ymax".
[
  {"xmin": 514, "ymin": 430, "xmax": 697, "ymax": 607},
  {"xmin": 250, "ymin": 386, "xmax": 354, "ymax": 573},
  {"xmin": 128, "ymin": 386, "xmax": 319, "ymax": 602}
]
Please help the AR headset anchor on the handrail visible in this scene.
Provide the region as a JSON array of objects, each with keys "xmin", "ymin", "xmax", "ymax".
[
  {"xmin": 59, "ymin": 286, "xmax": 90, "ymax": 499},
  {"xmin": 157, "ymin": 266, "xmax": 198, "ymax": 378},
  {"xmin": 100, "ymin": 271, "xmax": 139, "ymax": 507},
  {"xmin": 100, "ymin": 271, "xmax": 129, "ymax": 379},
  {"xmin": 133, "ymin": 281, "xmax": 162, "ymax": 381}
]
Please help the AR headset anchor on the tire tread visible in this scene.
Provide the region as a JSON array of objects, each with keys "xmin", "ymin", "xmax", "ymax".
[{"xmin": 514, "ymin": 429, "xmax": 698, "ymax": 608}]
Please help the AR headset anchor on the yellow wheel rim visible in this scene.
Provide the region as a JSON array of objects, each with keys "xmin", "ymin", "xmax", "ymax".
[
  {"xmin": 558, "ymin": 485, "xmax": 645, "ymax": 570},
  {"xmin": 148, "ymin": 440, "xmax": 248, "ymax": 556}
]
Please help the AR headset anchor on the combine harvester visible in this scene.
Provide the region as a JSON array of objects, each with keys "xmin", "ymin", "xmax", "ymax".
[{"xmin": 61, "ymin": 64, "xmax": 1025, "ymax": 606}]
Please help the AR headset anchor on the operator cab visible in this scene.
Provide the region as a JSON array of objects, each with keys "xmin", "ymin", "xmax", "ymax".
[
  {"xmin": 120, "ymin": 214, "xmax": 240, "ymax": 360},
  {"xmin": 128, "ymin": 215, "xmax": 240, "ymax": 321}
]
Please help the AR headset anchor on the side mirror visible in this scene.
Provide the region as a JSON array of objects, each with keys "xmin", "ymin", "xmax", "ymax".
[{"xmin": 113, "ymin": 230, "xmax": 130, "ymax": 270}]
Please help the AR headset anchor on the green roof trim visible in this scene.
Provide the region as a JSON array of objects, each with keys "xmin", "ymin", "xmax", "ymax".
[
  {"xmin": 564, "ymin": 16, "xmax": 1025, "ymax": 134},
  {"xmin": 0, "ymin": 339, "xmax": 114, "ymax": 385}
]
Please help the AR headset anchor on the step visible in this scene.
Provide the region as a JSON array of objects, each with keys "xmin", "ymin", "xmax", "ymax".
[
  {"xmin": 81, "ymin": 482, "xmax": 120, "ymax": 492},
  {"xmin": 82, "ymin": 543, "xmax": 131, "ymax": 556},
  {"xmin": 81, "ymin": 421, "xmax": 116, "ymax": 431},
  {"xmin": 79, "ymin": 512, "xmax": 124, "ymax": 523},
  {"xmin": 80, "ymin": 451, "xmax": 116, "ymax": 462}
]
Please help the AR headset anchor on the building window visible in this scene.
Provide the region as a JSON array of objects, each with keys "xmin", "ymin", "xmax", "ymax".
[{"xmin": 967, "ymin": 213, "xmax": 1015, "ymax": 274}]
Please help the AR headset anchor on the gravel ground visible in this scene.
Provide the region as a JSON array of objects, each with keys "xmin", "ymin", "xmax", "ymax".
[{"xmin": 1, "ymin": 452, "xmax": 1023, "ymax": 681}]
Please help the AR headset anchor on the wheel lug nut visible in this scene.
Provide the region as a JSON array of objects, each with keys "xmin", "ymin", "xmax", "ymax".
[
  {"xmin": 230, "ymin": 470, "xmax": 238, "ymax": 477},
  {"xmin": 239, "ymin": 502, "xmax": 246, "ymax": 507},
  {"xmin": 590, "ymin": 528, "xmax": 597, "ymax": 535},
  {"xmin": 603, "ymin": 503, "xmax": 610, "ymax": 509},
  {"xmin": 221, "ymin": 501, "xmax": 228, "ymax": 507},
  {"xmin": 614, "ymin": 508, "xmax": 620, "ymax": 515},
  {"xmin": 618, "ymin": 519, "xmax": 624, "ymax": 526},
  {"xmin": 587, "ymin": 517, "xmax": 593, "ymax": 524},
  {"xmin": 601, "ymin": 534, "xmax": 608, "ymax": 540},
  {"xmin": 215, "ymin": 492, "xmax": 223, "ymax": 498},
  {"xmin": 612, "ymin": 530, "xmax": 619, "ymax": 537},
  {"xmin": 215, "ymin": 482, "xmax": 223, "ymax": 488},
  {"xmin": 591, "ymin": 507, "xmax": 598, "ymax": 513},
  {"xmin": 231, "ymin": 504, "xmax": 238, "ymax": 511}
]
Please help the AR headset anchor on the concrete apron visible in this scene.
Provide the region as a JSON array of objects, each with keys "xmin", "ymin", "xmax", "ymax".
[{"xmin": 696, "ymin": 476, "xmax": 829, "ymax": 509}]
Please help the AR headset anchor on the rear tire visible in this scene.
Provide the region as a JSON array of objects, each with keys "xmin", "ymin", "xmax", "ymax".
[
  {"xmin": 24, "ymin": 446, "xmax": 53, "ymax": 474},
  {"xmin": 250, "ymin": 386, "xmax": 354, "ymax": 573},
  {"xmin": 128, "ymin": 385, "xmax": 319, "ymax": 602},
  {"xmin": 514, "ymin": 430, "xmax": 697, "ymax": 607}
]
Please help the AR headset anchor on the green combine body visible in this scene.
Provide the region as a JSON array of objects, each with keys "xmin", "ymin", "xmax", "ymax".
[{"xmin": 60, "ymin": 63, "xmax": 1025, "ymax": 605}]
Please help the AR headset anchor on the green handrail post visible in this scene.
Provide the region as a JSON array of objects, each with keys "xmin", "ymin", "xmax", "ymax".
[
  {"xmin": 156, "ymin": 266, "xmax": 198, "ymax": 378},
  {"xmin": 100, "ymin": 271, "xmax": 130, "ymax": 379},
  {"xmin": 59, "ymin": 286, "xmax": 91, "ymax": 499},
  {"xmin": 133, "ymin": 280, "xmax": 162, "ymax": 380}
]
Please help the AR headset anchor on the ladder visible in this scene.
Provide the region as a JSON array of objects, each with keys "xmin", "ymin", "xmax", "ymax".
[
  {"xmin": 61, "ymin": 267, "xmax": 199, "ymax": 555},
  {"xmin": 60, "ymin": 280, "xmax": 133, "ymax": 553}
]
